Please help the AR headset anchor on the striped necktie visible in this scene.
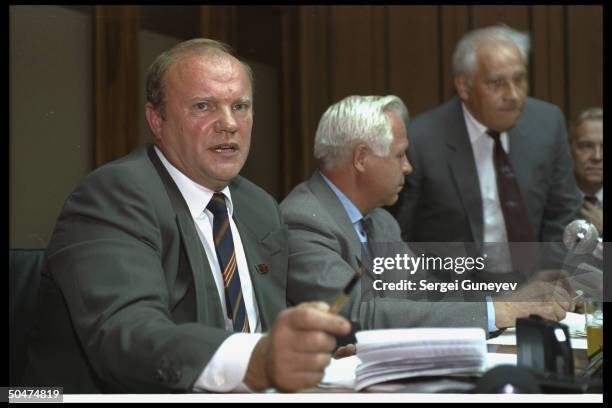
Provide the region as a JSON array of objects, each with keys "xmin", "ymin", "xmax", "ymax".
[{"xmin": 207, "ymin": 193, "xmax": 250, "ymax": 333}]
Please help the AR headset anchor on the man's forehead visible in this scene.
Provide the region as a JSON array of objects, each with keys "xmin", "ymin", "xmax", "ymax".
[
  {"xmin": 576, "ymin": 119, "xmax": 604, "ymax": 139},
  {"xmin": 166, "ymin": 55, "xmax": 252, "ymax": 98},
  {"xmin": 476, "ymin": 41, "xmax": 525, "ymax": 68},
  {"xmin": 168, "ymin": 52, "xmax": 250, "ymax": 84}
]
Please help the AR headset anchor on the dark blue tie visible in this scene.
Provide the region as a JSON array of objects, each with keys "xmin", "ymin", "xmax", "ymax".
[{"xmin": 207, "ymin": 193, "xmax": 249, "ymax": 332}]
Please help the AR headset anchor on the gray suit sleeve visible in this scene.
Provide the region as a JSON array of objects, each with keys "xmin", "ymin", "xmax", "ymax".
[
  {"xmin": 540, "ymin": 108, "xmax": 582, "ymax": 242},
  {"xmin": 537, "ymin": 108, "xmax": 582, "ymax": 268},
  {"xmin": 284, "ymin": 207, "xmax": 489, "ymax": 333},
  {"xmin": 48, "ymin": 168, "xmax": 230, "ymax": 392}
]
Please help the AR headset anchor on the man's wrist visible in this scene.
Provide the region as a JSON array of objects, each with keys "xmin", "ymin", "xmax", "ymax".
[
  {"xmin": 491, "ymin": 300, "xmax": 513, "ymax": 328},
  {"xmin": 243, "ymin": 335, "xmax": 271, "ymax": 391}
]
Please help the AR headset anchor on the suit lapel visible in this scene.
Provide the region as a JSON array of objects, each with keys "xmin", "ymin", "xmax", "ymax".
[
  {"xmin": 308, "ymin": 174, "xmax": 389, "ymax": 283},
  {"xmin": 230, "ymin": 179, "xmax": 281, "ymax": 331},
  {"xmin": 146, "ymin": 146, "xmax": 225, "ymax": 327},
  {"xmin": 507, "ymin": 125, "xmax": 530, "ymax": 193},
  {"xmin": 445, "ymin": 100, "xmax": 484, "ymax": 246},
  {"xmin": 231, "ymin": 214, "xmax": 270, "ymax": 330},
  {"xmin": 308, "ymin": 172, "xmax": 363, "ymax": 258}
]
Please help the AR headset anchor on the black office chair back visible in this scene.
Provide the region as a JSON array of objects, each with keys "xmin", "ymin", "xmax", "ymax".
[{"xmin": 9, "ymin": 249, "xmax": 46, "ymax": 386}]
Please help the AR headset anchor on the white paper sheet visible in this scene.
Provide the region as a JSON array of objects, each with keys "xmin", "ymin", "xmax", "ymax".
[
  {"xmin": 486, "ymin": 332, "xmax": 588, "ymax": 349},
  {"xmin": 486, "ymin": 352, "xmax": 517, "ymax": 368},
  {"xmin": 320, "ymin": 356, "xmax": 360, "ymax": 389}
]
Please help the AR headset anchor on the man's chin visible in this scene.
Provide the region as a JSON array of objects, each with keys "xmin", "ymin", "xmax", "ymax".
[
  {"xmin": 494, "ymin": 112, "xmax": 522, "ymax": 131},
  {"xmin": 585, "ymin": 176, "xmax": 603, "ymax": 185},
  {"xmin": 386, "ymin": 194, "xmax": 400, "ymax": 207}
]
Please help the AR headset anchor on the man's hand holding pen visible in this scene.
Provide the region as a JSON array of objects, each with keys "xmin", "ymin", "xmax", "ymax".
[
  {"xmin": 244, "ymin": 258, "xmax": 363, "ymax": 392},
  {"xmin": 244, "ymin": 302, "xmax": 351, "ymax": 392},
  {"xmin": 330, "ymin": 257, "xmax": 364, "ymax": 313},
  {"xmin": 329, "ymin": 257, "xmax": 364, "ymax": 359}
]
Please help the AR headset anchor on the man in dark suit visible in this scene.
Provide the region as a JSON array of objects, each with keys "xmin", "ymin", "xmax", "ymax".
[
  {"xmin": 569, "ymin": 107, "xmax": 603, "ymax": 234},
  {"xmin": 281, "ymin": 95, "xmax": 574, "ymax": 339},
  {"xmin": 25, "ymin": 38, "xmax": 350, "ymax": 393},
  {"xmin": 392, "ymin": 25, "xmax": 581, "ymax": 275}
]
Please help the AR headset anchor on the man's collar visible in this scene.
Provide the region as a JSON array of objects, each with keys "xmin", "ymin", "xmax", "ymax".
[
  {"xmin": 461, "ymin": 103, "xmax": 489, "ymax": 144},
  {"xmin": 319, "ymin": 171, "xmax": 365, "ymax": 224},
  {"xmin": 461, "ymin": 103, "xmax": 510, "ymax": 151},
  {"xmin": 581, "ymin": 187, "xmax": 604, "ymax": 203},
  {"xmin": 154, "ymin": 146, "xmax": 234, "ymax": 218}
]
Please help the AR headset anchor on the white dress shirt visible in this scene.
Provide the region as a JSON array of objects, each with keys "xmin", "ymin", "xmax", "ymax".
[
  {"xmin": 155, "ymin": 146, "xmax": 262, "ymax": 392},
  {"xmin": 596, "ymin": 188, "xmax": 603, "ymax": 205},
  {"xmin": 462, "ymin": 104, "xmax": 514, "ymax": 274},
  {"xmin": 461, "ymin": 105, "xmax": 514, "ymax": 332}
]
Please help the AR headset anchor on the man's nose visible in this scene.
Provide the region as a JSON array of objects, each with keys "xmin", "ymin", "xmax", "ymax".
[
  {"xmin": 215, "ymin": 107, "xmax": 238, "ymax": 133},
  {"xmin": 402, "ymin": 156, "xmax": 413, "ymax": 175},
  {"xmin": 504, "ymin": 81, "xmax": 519, "ymax": 102},
  {"xmin": 593, "ymin": 145, "xmax": 603, "ymax": 161}
]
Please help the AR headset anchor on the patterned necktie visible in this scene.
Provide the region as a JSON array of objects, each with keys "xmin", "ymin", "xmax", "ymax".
[
  {"xmin": 487, "ymin": 130, "xmax": 535, "ymax": 242},
  {"xmin": 487, "ymin": 130, "xmax": 537, "ymax": 274},
  {"xmin": 207, "ymin": 193, "xmax": 250, "ymax": 333}
]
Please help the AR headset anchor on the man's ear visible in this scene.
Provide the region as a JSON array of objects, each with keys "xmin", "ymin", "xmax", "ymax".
[
  {"xmin": 454, "ymin": 75, "xmax": 470, "ymax": 101},
  {"xmin": 353, "ymin": 143, "xmax": 370, "ymax": 173},
  {"xmin": 145, "ymin": 103, "xmax": 163, "ymax": 140}
]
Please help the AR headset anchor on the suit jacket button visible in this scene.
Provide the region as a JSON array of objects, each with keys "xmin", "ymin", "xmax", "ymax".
[
  {"xmin": 155, "ymin": 368, "xmax": 168, "ymax": 382},
  {"xmin": 256, "ymin": 263, "xmax": 269, "ymax": 274},
  {"xmin": 168, "ymin": 369, "xmax": 182, "ymax": 384}
]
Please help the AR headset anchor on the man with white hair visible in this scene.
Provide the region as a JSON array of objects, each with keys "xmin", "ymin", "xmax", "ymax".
[
  {"xmin": 280, "ymin": 95, "xmax": 574, "ymax": 335},
  {"xmin": 392, "ymin": 24, "xmax": 581, "ymax": 274}
]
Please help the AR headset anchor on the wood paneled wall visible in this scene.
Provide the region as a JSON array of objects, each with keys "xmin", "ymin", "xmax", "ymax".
[
  {"xmin": 94, "ymin": 6, "xmax": 140, "ymax": 167},
  {"xmin": 93, "ymin": 5, "xmax": 602, "ymax": 198},
  {"xmin": 276, "ymin": 5, "xmax": 602, "ymax": 194}
]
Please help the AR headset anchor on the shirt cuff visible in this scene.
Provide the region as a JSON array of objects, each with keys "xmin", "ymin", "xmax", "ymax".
[
  {"xmin": 193, "ymin": 333, "xmax": 264, "ymax": 393},
  {"xmin": 486, "ymin": 295, "xmax": 498, "ymax": 332}
]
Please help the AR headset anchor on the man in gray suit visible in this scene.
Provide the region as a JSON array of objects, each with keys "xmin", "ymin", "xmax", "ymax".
[
  {"xmin": 25, "ymin": 39, "xmax": 350, "ymax": 393},
  {"xmin": 391, "ymin": 25, "xmax": 581, "ymax": 275},
  {"xmin": 569, "ymin": 107, "xmax": 603, "ymax": 234},
  {"xmin": 280, "ymin": 95, "xmax": 573, "ymax": 337}
]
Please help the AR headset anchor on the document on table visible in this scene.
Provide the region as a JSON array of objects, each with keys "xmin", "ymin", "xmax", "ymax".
[
  {"xmin": 321, "ymin": 352, "xmax": 518, "ymax": 389},
  {"xmin": 321, "ymin": 328, "xmax": 487, "ymax": 390},
  {"xmin": 486, "ymin": 313, "xmax": 588, "ymax": 349},
  {"xmin": 321, "ymin": 319, "xmax": 588, "ymax": 390}
]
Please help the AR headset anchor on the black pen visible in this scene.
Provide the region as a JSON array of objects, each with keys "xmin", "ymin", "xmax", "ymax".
[{"xmin": 330, "ymin": 257, "xmax": 364, "ymax": 313}]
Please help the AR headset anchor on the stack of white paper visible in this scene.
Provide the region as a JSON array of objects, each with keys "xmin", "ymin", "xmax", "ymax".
[{"xmin": 354, "ymin": 328, "xmax": 487, "ymax": 390}]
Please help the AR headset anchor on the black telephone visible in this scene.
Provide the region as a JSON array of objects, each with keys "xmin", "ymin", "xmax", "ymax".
[
  {"xmin": 516, "ymin": 314, "xmax": 574, "ymax": 377},
  {"xmin": 514, "ymin": 314, "xmax": 602, "ymax": 393}
]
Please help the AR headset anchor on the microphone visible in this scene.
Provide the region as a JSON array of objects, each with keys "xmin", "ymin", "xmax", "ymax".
[
  {"xmin": 562, "ymin": 220, "xmax": 603, "ymax": 301},
  {"xmin": 562, "ymin": 219, "xmax": 602, "ymax": 260}
]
